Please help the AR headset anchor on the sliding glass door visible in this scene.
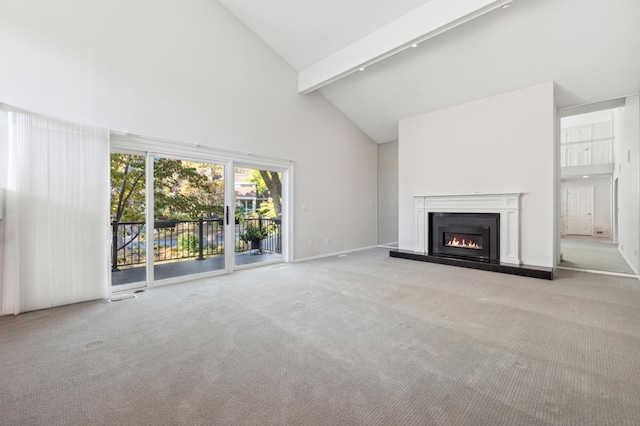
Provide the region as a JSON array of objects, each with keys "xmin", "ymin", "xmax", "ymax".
[
  {"xmin": 234, "ymin": 166, "xmax": 283, "ymax": 267},
  {"xmin": 151, "ymin": 157, "xmax": 226, "ymax": 281},
  {"xmin": 109, "ymin": 145, "xmax": 290, "ymax": 290},
  {"xmin": 110, "ymin": 152, "xmax": 229, "ymax": 289}
]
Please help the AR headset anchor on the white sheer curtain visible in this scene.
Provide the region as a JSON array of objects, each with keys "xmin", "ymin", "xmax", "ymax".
[{"xmin": 3, "ymin": 112, "xmax": 110, "ymax": 314}]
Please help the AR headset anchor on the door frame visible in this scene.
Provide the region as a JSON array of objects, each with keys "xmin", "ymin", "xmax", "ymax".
[
  {"xmin": 233, "ymin": 160, "xmax": 293, "ymax": 268},
  {"xmin": 613, "ymin": 177, "xmax": 619, "ymax": 243},
  {"xmin": 110, "ymin": 133, "xmax": 294, "ymax": 294}
]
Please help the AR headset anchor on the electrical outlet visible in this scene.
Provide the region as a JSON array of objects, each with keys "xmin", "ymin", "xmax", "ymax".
[
  {"xmin": 308, "ymin": 239, "xmax": 313, "ymax": 247},
  {"xmin": 326, "ymin": 237, "xmax": 331, "ymax": 244}
]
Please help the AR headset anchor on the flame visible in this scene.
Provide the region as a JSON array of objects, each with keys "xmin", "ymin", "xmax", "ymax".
[{"xmin": 446, "ymin": 237, "xmax": 481, "ymax": 250}]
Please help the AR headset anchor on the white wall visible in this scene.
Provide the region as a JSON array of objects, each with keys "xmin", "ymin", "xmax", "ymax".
[
  {"xmin": 0, "ymin": 0, "xmax": 378, "ymax": 262},
  {"xmin": 615, "ymin": 95, "xmax": 640, "ymax": 273},
  {"xmin": 378, "ymin": 141, "xmax": 398, "ymax": 245},
  {"xmin": 398, "ymin": 82, "xmax": 556, "ymax": 267},
  {"xmin": 0, "ymin": 112, "xmax": 8, "ymax": 310}
]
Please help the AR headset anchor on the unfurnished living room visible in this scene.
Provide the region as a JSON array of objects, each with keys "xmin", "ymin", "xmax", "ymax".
[{"xmin": 1, "ymin": 0, "xmax": 640, "ymax": 425}]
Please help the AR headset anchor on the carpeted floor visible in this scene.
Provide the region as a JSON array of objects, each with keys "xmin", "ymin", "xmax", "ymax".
[
  {"xmin": 560, "ymin": 236, "xmax": 635, "ymax": 274},
  {"xmin": 2, "ymin": 248, "xmax": 640, "ymax": 425}
]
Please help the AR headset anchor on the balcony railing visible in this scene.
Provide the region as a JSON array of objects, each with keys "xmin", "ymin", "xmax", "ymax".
[
  {"xmin": 111, "ymin": 218, "xmax": 281, "ymax": 272},
  {"xmin": 560, "ymin": 137, "xmax": 614, "ymax": 167}
]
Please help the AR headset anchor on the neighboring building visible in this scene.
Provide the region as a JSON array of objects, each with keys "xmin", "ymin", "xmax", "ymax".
[{"xmin": 234, "ymin": 170, "xmax": 267, "ymax": 214}]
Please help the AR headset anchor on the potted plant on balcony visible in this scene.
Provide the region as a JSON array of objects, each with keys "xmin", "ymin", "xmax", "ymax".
[{"xmin": 239, "ymin": 223, "xmax": 271, "ymax": 252}]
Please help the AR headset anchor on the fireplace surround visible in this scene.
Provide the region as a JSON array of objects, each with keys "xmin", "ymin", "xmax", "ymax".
[
  {"xmin": 414, "ymin": 193, "xmax": 521, "ymax": 265},
  {"xmin": 391, "ymin": 193, "xmax": 552, "ymax": 279}
]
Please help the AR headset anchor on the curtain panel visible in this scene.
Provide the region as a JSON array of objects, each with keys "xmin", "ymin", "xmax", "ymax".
[{"xmin": 3, "ymin": 112, "xmax": 110, "ymax": 314}]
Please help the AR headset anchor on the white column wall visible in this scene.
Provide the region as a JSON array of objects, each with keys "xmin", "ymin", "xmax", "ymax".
[
  {"xmin": 398, "ymin": 82, "xmax": 556, "ymax": 267},
  {"xmin": 0, "ymin": 0, "xmax": 378, "ymax": 265},
  {"xmin": 616, "ymin": 95, "xmax": 640, "ymax": 273},
  {"xmin": 378, "ymin": 141, "xmax": 399, "ymax": 246},
  {"xmin": 0, "ymin": 112, "xmax": 8, "ymax": 311}
]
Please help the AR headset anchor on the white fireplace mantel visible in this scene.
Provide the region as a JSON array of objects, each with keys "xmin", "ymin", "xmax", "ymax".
[{"xmin": 414, "ymin": 193, "xmax": 521, "ymax": 265}]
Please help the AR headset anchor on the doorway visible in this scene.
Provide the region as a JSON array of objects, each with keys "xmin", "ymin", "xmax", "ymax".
[
  {"xmin": 233, "ymin": 166, "xmax": 284, "ymax": 268},
  {"xmin": 557, "ymin": 101, "xmax": 636, "ymax": 275}
]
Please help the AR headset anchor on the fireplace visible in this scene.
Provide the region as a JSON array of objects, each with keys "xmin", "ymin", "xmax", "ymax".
[
  {"xmin": 393, "ymin": 195, "xmax": 551, "ymax": 278},
  {"xmin": 429, "ymin": 212, "xmax": 499, "ymax": 263}
]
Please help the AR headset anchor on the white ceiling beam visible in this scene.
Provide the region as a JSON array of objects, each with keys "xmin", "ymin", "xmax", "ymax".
[{"xmin": 298, "ymin": 0, "xmax": 515, "ymax": 94}]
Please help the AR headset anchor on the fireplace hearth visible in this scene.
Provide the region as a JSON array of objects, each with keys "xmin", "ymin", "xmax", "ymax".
[{"xmin": 429, "ymin": 212, "xmax": 499, "ymax": 263}]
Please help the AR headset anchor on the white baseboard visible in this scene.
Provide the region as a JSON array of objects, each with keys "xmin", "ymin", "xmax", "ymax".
[
  {"xmin": 377, "ymin": 241, "xmax": 399, "ymax": 248},
  {"xmin": 294, "ymin": 245, "xmax": 379, "ymax": 263},
  {"xmin": 556, "ymin": 265, "xmax": 639, "ymax": 280}
]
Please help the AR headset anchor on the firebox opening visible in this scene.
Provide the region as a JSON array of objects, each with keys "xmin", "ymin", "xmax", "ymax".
[
  {"xmin": 444, "ymin": 233, "xmax": 483, "ymax": 250},
  {"xmin": 429, "ymin": 212, "xmax": 500, "ymax": 263}
]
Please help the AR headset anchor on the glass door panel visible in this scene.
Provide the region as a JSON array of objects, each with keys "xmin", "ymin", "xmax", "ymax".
[
  {"xmin": 152, "ymin": 158, "xmax": 226, "ymax": 281},
  {"xmin": 234, "ymin": 167, "xmax": 283, "ymax": 267},
  {"xmin": 110, "ymin": 152, "xmax": 148, "ymax": 288}
]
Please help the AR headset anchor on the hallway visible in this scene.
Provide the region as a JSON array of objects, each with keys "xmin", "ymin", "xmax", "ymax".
[{"xmin": 559, "ymin": 236, "xmax": 635, "ymax": 275}]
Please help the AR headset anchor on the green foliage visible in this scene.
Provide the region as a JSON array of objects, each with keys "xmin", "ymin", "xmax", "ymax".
[
  {"xmin": 256, "ymin": 198, "xmax": 276, "ymax": 218},
  {"xmin": 153, "ymin": 159, "xmax": 224, "ymax": 220},
  {"xmin": 235, "ymin": 240, "xmax": 248, "ymax": 252},
  {"xmin": 110, "ymin": 153, "xmax": 146, "ymax": 222},
  {"xmin": 235, "ymin": 205, "xmax": 246, "ymax": 221},
  {"xmin": 247, "ymin": 169, "xmax": 282, "ymax": 216},
  {"xmin": 248, "ymin": 169, "xmax": 268, "ymax": 197},
  {"xmin": 111, "ymin": 154, "xmax": 225, "ymax": 223},
  {"xmin": 177, "ymin": 233, "xmax": 199, "ymax": 252},
  {"xmin": 213, "ymin": 243, "xmax": 224, "ymax": 254},
  {"xmin": 239, "ymin": 223, "xmax": 275, "ymax": 243}
]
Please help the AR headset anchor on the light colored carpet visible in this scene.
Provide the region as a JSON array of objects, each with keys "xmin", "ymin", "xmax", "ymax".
[
  {"xmin": 560, "ymin": 237, "xmax": 635, "ymax": 274},
  {"xmin": 2, "ymin": 248, "xmax": 640, "ymax": 425}
]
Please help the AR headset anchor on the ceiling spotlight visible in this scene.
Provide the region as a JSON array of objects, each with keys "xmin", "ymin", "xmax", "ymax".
[
  {"xmin": 502, "ymin": 3, "xmax": 511, "ymax": 8},
  {"xmin": 582, "ymin": 175, "xmax": 590, "ymax": 179},
  {"xmin": 411, "ymin": 43, "xmax": 418, "ymax": 48},
  {"xmin": 359, "ymin": 67, "xmax": 365, "ymax": 71}
]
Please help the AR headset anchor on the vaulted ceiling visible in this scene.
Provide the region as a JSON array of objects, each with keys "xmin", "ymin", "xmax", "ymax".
[{"xmin": 218, "ymin": 0, "xmax": 640, "ymax": 143}]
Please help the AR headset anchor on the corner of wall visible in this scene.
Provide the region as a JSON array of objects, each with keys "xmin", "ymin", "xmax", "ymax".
[
  {"xmin": 0, "ymin": 111, "xmax": 8, "ymax": 314},
  {"xmin": 378, "ymin": 141, "xmax": 399, "ymax": 246},
  {"xmin": 553, "ymin": 83, "xmax": 561, "ymax": 266}
]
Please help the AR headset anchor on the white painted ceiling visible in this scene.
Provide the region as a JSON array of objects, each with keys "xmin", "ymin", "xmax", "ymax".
[
  {"xmin": 218, "ymin": 0, "xmax": 640, "ymax": 143},
  {"xmin": 217, "ymin": 0, "xmax": 435, "ymax": 70}
]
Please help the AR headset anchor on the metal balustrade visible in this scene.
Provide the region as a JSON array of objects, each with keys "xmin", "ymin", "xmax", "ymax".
[{"xmin": 111, "ymin": 218, "xmax": 281, "ymax": 271}]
